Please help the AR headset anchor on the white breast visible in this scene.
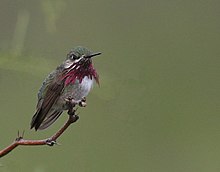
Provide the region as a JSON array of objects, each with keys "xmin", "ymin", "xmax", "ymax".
[
  {"xmin": 72, "ymin": 76, "xmax": 94, "ymax": 102},
  {"xmin": 80, "ymin": 76, "xmax": 94, "ymax": 96}
]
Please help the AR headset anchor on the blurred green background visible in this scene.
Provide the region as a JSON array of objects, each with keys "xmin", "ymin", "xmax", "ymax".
[{"xmin": 0, "ymin": 0, "xmax": 220, "ymax": 171}]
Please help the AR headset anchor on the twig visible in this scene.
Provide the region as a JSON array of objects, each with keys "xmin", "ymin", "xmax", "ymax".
[{"xmin": 0, "ymin": 114, "xmax": 79, "ymax": 158}]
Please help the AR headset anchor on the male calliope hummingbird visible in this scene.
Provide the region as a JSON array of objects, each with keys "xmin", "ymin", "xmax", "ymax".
[{"xmin": 30, "ymin": 46, "xmax": 101, "ymax": 130}]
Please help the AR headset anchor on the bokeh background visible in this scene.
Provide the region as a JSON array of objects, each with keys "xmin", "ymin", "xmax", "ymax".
[{"xmin": 0, "ymin": 0, "xmax": 220, "ymax": 172}]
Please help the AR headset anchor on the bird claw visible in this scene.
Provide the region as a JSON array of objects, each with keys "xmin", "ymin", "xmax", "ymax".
[
  {"xmin": 66, "ymin": 97, "xmax": 87, "ymax": 116},
  {"xmin": 65, "ymin": 97, "xmax": 77, "ymax": 107},
  {"xmin": 79, "ymin": 101, "xmax": 87, "ymax": 107},
  {"xmin": 79, "ymin": 97, "xmax": 87, "ymax": 107},
  {"xmin": 65, "ymin": 96, "xmax": 87, "ymax": 108}
]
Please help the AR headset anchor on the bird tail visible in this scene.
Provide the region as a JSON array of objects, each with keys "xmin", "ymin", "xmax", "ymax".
[{"xmin": 31, "ymin": 109, "xmax": 63, "ymax": 130}]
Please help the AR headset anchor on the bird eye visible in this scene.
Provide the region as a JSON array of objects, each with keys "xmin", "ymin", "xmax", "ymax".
[{"xmin": 69, "ymin": 53, "xmax": 78, "ymax": 60}]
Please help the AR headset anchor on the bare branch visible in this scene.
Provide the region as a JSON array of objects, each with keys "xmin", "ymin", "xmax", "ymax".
[{"xmin": 0, "ymin": 114, "xmax": 79, "ymax": 158}]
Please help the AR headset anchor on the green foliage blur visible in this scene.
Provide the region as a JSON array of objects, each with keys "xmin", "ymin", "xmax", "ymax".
[{"xmin": 0, "ymin": 0, "xmax": 220, "ymax": 172}]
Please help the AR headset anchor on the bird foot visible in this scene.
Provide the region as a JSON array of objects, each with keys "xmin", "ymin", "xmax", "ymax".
[
  {"xmin": 65, "ymin": 96, "xmax": 87, "ymax": 107},
  {"xmin": 79, "ymin": 97, "xmax": 87, "ymax": 107},
  {"xmin": 65, "ymin": 96, "xmax": 77, "ymax": 107}
]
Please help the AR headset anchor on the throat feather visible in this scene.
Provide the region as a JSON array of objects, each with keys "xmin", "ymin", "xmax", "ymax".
[{"xmin": 62, "ymin": 64, "xmax": 99, "ymax": 86}]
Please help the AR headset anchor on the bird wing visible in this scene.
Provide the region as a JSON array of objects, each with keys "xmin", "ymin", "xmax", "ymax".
[
  {"xmin": 37, "ymin": 109, "xmax": 63, "ymax": 130},
  {"xmin": 31, "ymin": 70, "xmax": 65, "ymax": 130}
]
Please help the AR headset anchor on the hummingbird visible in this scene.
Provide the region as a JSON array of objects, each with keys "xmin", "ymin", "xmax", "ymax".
[{"xmin": 30, "ymin": 46, "xmax": 101, "ymax": 130}]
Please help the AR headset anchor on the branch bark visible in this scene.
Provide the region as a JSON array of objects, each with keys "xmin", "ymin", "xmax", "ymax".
[{"xmin": 0, "ymin": 114, "xmax": 79, "ymax": 158}]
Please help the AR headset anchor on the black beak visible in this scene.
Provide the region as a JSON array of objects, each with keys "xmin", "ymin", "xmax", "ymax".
[{"xmin": 85, "ymin": 52, "xmax": 101, "ymax": 59}]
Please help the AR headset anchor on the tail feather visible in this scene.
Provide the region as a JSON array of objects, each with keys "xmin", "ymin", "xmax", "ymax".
[
  {"xmin": 31, "ymin": 109, "xmax": 63, "ymax": 130},
  {"xmin": 38, "ymin": 110, "xmax": 62, "ymax": 130},
  {"xmin": 30, "ymin": 108, "xmax": 44, "ymax": 130}
]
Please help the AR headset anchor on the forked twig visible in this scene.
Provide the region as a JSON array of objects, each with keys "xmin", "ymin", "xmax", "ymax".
[{"xmin": 0, "ymin": 114, "xmax": 79, "ymax": 158}]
